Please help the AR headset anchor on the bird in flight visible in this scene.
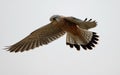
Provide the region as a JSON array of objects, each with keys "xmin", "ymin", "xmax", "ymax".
[{"xmin": 6, "ymin": 15, "xmax": 99, "ymax": 52}]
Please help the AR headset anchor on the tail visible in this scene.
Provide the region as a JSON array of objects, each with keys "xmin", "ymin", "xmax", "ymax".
[{"xmin": 66, "ymin": 28, "xmax": 99, "ymax": 50}]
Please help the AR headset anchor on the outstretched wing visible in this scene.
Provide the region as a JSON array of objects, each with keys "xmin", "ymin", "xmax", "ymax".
[
  {"xmin": 64, "ymin": 17, "xmax": 97, "ymax": 30},
  {"xmin": 6, "ymin": 22, "xmax": 65, "ymax": 52}
]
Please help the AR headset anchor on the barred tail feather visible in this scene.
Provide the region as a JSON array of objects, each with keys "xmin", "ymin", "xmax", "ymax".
[
  {"xmin": 80, "ymin": 32, "xmax": 99, "ymax": 50},
  {"xmin": 66, "ymin": 28, "xmax": 99, "ymax": 50},
  {"xmin": 66, "ymin": 33, "xmax": 80, "ymax": 50}
]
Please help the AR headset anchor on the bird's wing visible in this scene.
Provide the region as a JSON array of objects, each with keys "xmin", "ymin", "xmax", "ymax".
[
  {"xmin": 64, "ymin": 17, "xmax": 97, "ymax": 30},
  {"xmin": 6, "ymin": 22, "xmax": 65, "ymax": 52}
]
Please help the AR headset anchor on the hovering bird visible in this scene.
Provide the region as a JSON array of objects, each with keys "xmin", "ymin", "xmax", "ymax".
[{"xmin": 6, "ymin": 15, "xmax": 99, "ymax": 52}]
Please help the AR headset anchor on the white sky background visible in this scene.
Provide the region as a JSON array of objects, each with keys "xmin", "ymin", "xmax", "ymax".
[{"xmin": 0, "ymin": 0, "xmax": 120, "ymax": 75}]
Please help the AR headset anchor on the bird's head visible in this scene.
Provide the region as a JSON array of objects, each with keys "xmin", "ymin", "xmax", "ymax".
[{"xmin": 50, "ymin": 15, "xmax": 64, "ymax": 22}]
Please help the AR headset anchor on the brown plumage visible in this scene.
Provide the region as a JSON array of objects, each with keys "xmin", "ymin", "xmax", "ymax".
[{"xmin": 6, "ymin": 15, "xmax": 99, "ymax": 52}]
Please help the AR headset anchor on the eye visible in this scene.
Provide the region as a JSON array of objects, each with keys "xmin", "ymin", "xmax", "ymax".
[
  {"xmin": 50, "ymin": 16, "xmax": 57, "ymax": 21},
  {"xmin": 52, "ymin": 17, "xmax": 56, "ymax": 20},
  {"xmin": 50, "ymin": 15, "xmax": 60, "ymax": 21}
]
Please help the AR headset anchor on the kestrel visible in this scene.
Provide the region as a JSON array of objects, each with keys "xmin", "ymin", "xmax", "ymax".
[{"xmin": 6, "ymin": 15, "xmax": 99, "ymax": 52}]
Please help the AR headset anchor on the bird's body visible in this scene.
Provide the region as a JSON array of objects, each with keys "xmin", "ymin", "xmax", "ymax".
[{"xmin": 6, "ymin": 15, "xmax": 99, "ymax": 52}]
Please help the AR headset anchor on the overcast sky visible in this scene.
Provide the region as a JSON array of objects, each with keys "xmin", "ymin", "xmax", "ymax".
[{"xmin": 0, "ymin": 0, "xmax": 120, "ymax": 75}]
